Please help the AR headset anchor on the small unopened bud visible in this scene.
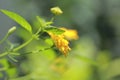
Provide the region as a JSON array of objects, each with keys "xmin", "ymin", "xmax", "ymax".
[
  {"xmin": 8, "ymin": 26, "xmax": 16, "ymax": 35},
  {"xmin": 50, "ymin": 6, "xmax": 63, "ymax": 15}
]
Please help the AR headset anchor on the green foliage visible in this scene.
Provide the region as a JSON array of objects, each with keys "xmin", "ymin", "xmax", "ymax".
[
  {"xmin": 36, "ymin": 16, "xmax": 47, "ymax": 27},
  {"xmin": 45, "ymin": 38, "xmax": 54, "ymax": 46},
  {"xmin": 0, "ymin": 59, "xmax": 9, "ymax": 71},
  {"xmin": 0, "ymin": 5, "xmax": 115, "ymax": 80},
  {"xmin": 6, "ymin": 68, "xmax": 17, "ymax": 78},
  {"xmin": 1, "ymin": 9, "xmax": 32, "ymax": 33},
  {"xmin": 45, "ymin": 26, "xmax": 65, "ymax": 35},
  {"xmin": 0, "ymin": 7, "xmax": 69, "ymax": 80}
]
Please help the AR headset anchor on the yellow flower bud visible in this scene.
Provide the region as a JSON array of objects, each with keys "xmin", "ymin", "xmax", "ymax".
[
  {"xmin": 8, "ymin": 26, "xmax": 16, "ymax": 35},
  {"xmin": 50, "ymin": 7, "xmax": 63, "ymax": 15}
]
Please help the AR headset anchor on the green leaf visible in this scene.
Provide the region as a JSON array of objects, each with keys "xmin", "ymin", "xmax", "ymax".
[
  {"xmin": 1, "ymin": 9, "xmax": 32, "ymax": 33},
  {"xmin": 36, "ymin": 16, "xmax": 53, "ymax": 28},
  {"xmin": 6, "ymin": 68, "xmax": 17, "ymax": 78},
  {"xmin": 45, "ymin": 38, "xmax": 53, "ymax": 46},
  {"xmin": 45, "ymin": 26, "xmax": 65, "ymax": 35},
  {"xmin": 36, "ymin": 16, "xmax": 46, "ymax": 27},
  {"xmin": 0, "ymin": 58, "xmax": 9, "ymax": 71},
  {"xmin": 46, "ymin": 21, "xmax": 53, "ymax": 25}
]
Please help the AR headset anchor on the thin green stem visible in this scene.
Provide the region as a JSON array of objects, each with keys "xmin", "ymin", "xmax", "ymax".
[
  {"xmin": 0, "ymin": 35, "xmax": 34, "ymax": 58},
  {"xmin": 35, "ymin": 27, "xmax": 42, "ymax": 35},
  {"xmin": 13, "ymin": 37, "xmax": 34, "ymax": 52},
  {"xmin": 0, "ymin": 67, "xmax": 7, "ymax": 71},
  {"xmin": 0, "ymin": 33, "xmax": 9, "ymax": 44},
  {"xmin": 21, "ymin": 46, "xmax": 54, "ymax": 55},
  {"xmin": 0, "ymin": 52, "xmax": 9, "ymax": 58}
]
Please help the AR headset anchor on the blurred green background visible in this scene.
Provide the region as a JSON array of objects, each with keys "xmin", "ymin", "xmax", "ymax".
[{"xmin": 0, "ymin": 0, "xmax": 120, "ymax": 80}]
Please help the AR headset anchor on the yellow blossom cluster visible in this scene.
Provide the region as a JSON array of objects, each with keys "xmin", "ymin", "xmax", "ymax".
[
  {"xmin": 48, "ymin": 32, "xmax": 71, "ymax": 56},
  {"xmin": 47, "ymin": 27, "xmax": 79, "ymax": 56}
]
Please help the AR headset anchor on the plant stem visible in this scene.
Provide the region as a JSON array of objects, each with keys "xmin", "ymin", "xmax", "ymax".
[
  {"xmin": 0, "ymin": 52, "xmax": 9, "ymax": 58},
  {"xmin": 13, "ymin": 37, "xmax": 34, "ymax": 52},
  {"xmin": 0, "ymin": 33, "xmax": 9, "ymax": 44},
  {"xmin": 0, "ymin": 35, "xmax": 34, "ymax": 58},
  {"xmin": 0, "ymin": 67, "xmax": 7, "ymax": 71},
  {"xmin": 35, "ymin": 27, "xmax": 41, "ymax": 35}
]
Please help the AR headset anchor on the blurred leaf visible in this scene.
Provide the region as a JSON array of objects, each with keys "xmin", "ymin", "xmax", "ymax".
[
  {"xmin": 0, "ymin": 73, "xmax": 3, "ymax": 78},
  {"xmin": 45, "ymin": 38, "xmax": 53, "ymax": 46},
  {"xmin": 106, "ymin": 58, "xmax": 120, "ymax": 79},
  {"xmin": 0, "ymin": 58, "xmax": 9, "ymax": 71},
  {"xmin": 62, "ymin": 58, "xmax": 92, "ymax": 80},
  {"xmin": 97, "ymin": 50, "xmax": 111, "ymax": 69},
  {"xmin": 45, "ymin": 26, "xmax": 65, "ymax": 35},
  {"xmin": 46, "ymin": 21, "xmax": 53, "ymax": 25},
  {"xmin": 76, "ymin": 54, "xmax": 98, "ymax": 66},
  {"xmin": 6, "ymin": 68, "xmax": 17, "ymax": 78},
  {"xmin": 36, "ymin": 16, "xmax": 53, "ymax": 28},
  {"xmin": 36, "ymin": 16, "xmax": 46, "ymax": 27},
  {"xmin": 1, "ymin": 9, "xmax": 32, "ymax": 33},
  {"xmin": 42, "ymin": 49, "xmax": 55, "ymax": 61}
]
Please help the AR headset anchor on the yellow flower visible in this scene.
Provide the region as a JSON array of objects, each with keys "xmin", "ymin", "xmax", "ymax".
[
  {"xmin": 47, "ymin": 27, "xmax": 78, "ymax": 56},
  {"xmin": 60, "ymin": 27, "xmax": 79, "ymax": 40},
  {"xmin": 48, "ymin": 32, "xmax": 71, "ymax": 56},
  {"xmin": 50, "ymin": 6, "xmax": 63, "ymax": 15}
]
